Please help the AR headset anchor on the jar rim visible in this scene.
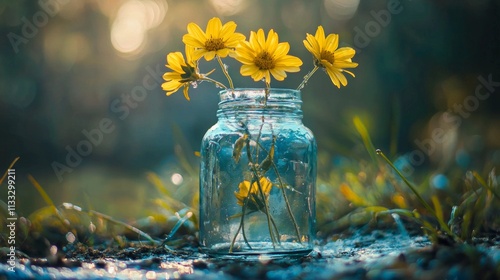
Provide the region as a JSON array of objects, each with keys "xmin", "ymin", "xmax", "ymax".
[{"xmin": 219, "ymin": 88, "xmax": 301, "ymax": 103}]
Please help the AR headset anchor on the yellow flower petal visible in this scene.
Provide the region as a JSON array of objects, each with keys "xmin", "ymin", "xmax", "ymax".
[
  {"xmin": 235, "ymin": 42, "xmax": 256, "ymax": 61},
  {"xmin": 272, "ymin": 42, "xmax": 289, "ymax": 60},
  {"xmin": 343, "ymin": 69, "xmax": 356, "ymax": 77},
  {"xmin": 185, "ymin": 45, "xmax": 196, "ymax": 65},
  {"xmin": 255, "ymin": 29, "xmax": 266, "ymax": 51},
  {"xmin": 217, "ymin": 48, "xmax": 230, "ymax": 58},
  {"xmin": 265, "ymin": 29, "xmax": 279, "ymax": 54},
  {"xmin": 250, "ymin": 70, "xmax": 266, "ymax": 82},
  {"xmin": 204, "ymin": 51, "xmax": 216, "ymax": 61},
  {"xmin": 240, "ymin": 64, "xmax": 260, "ymax": 76},
  {"xmin": 259, "ymin": 177, "xmax": 272, "ymax": 194},
  {"xmin": 324, "ymin": 33, "xmax": 339, "ymax": 53},
  {"xmin": 325, "ymin": 68, "xmax": 341, "ymax": 88},
  {"xmin": 206, "ymin": 17, "xmax": 221, "ymax": 38},
  {"xmin": 184, "ymin": 23, "xmax": 206, "ymax": 47},
  {"xmin": 334, "ymin": 70, "xmax": 348, "ymax": 87},
  {"xmin": 333, "ymin": 61, "xmax": 359, "ymax": 69},
  {"xmin": 163, "ymin": 72, "xmax": 182, "ymax": 80},
  {"xmin": 193, "ymin": 49, "xmax": 206, "ymax": 61},
  {"xmin": 220, "ymin": 20, "xmax": 237, "ymax": 40},
  {"xmin": 165, "ymin": 52, "xmax": 185, "ymax": 73},
  {"xmin": 162, "ymin": 80, "xmax": 183, "ymax": 94},
  {"xmin": 334, "ymin": 47, "xmax": 356, "ymax": 60},
  {"xmin": 234, "ymin": 177, "xmax": 273, "ymax": 207},
  {"xmin": 275, "ymin": 55, "xmax": 303, "ymax": 68},
  {"xmin": 182, "ymin": 35, "xmax": 204, "ymax": 50},
  {"xmin": 315, "ymin": 25, "xmax": 326, "ymax": 47},
  {"xmin": 182, "ymin": 84, "xmax": 190, "ymax": 101},
  {"xmin": 224, "ymin": 33, "xmax": 246, "ymax": 47},
  {"xmin": 303, "ymin": 36, "xmax": 320, "ymax": 58},
  {"xmin": 270, "ymin": 68, "xmax": 287, "ymax": 81}
]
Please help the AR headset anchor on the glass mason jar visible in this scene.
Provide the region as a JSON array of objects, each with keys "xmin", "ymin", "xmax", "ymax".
[{"xmin": 199, "ymin": 88, "xmax": 317, "ymax": 259}]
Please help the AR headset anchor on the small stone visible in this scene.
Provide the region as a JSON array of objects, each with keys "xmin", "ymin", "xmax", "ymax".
[{"xmin": 192, "ymin": 259, "xmax": 209, "ymax": 269}]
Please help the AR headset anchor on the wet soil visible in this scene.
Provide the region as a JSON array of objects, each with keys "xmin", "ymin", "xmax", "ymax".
[{"xmin": 1, "ymin": 230, "xmax": 500, "ymax": 279}]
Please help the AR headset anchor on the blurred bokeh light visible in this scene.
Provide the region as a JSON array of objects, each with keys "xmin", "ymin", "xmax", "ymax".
[
  {"xmin": 324, "ymin": 0, "xmax": 360, "ymax": 21},
  {"xmin": 111, "ymin": 0, "xmax": 167, "ymax": 55},
  {"xmin": 209, "ymin": 0, "xmax": 248, "ymax": 16}
]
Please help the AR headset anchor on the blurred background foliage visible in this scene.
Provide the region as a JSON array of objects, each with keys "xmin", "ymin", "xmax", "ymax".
[{"xmin": 0, "ymin": 0, "xmax": 499, "ymax": 228}]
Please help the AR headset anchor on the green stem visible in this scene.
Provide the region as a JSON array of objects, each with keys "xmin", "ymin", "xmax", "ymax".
[
  {"xmin": 199, "ymin": 77, "xmax": 227, "ymax": 90},
  {"xmin": 264, "ymin": 83, "xmax": 270, "ymax": 105},
  {"xmin": 253, "ymin": 173, "xmax": 277, "ymax": 247},
  {"xmin": 296, "ymin": 65, "xmax": 319, "ymax": 90},
  {"xmin": 229, "ymin": 192, "xmax": 253, "ymax": 253},
  {"xmin": 241, "ymin": 208, "xmax": 251, "ymax": 249},
  {"xmin": 254, "ymin": 117, "xmax": 266, "ymax": 164},
  {"xmin": 240, "ymin": 117, "xmax": 301, "ymax": 244},
  {"xmin": 255, "ymin": 140, "xmax": 302, "ymax": 242},
  {"xmin": 217, "ymin": 56, "xmax": 234, "ymax": 89},
  {"xmin": 275, "ymin": 169, "xmax": 301, "ymax": 242},
  {"xmin": 269, "ymin": 215, "xmax": 281, "ymax": 245}
]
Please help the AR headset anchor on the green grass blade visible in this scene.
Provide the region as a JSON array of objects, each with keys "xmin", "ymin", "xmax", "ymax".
[
  {"xmin": 0, "ymin": 157, "xmax": 20, "ymax": 185},
  {"xmin": 389, "ymin": 96, "xmax": 401, "ymax": 157},
  {"xmin": 353, "ymin": 116, "xmax": 378, "ymax": 166},
  {"xmin": 28, "ymin": 174, "xmax": 56, "ymax": 208},
  {"xmin": 472, "ymin": 171, "xmax": 500, "ymax": 200}
]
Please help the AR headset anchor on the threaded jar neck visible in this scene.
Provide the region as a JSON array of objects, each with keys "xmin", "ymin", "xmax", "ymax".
[{"xmin": 217, "ymin": 88, "xmax": 303, "ymax": 119}]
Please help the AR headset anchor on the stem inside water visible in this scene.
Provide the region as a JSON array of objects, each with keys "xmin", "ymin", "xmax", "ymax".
[
  {"xmin": 254, "ymin": 141, "xmax": 301, "ymax": 242},
  {"xmin": 229, "ymin": 184, "xmax": 254, "ymax": 253},
  {"xmin": 246, "ymin": 139, "xmax": 277, "ymax": 248}
]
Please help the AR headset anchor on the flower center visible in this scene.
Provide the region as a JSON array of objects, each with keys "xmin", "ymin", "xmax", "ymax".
[
  {"xmin": 205, "ymin": 38, "xmax": 225, "ymax": 51},
  {"xmin": 320, "ymin": 50, "xmax": 335, "ymax": 65},
  {"xmin": 254, "ymin": 52, "xmax": 275, "ymax": 70}
]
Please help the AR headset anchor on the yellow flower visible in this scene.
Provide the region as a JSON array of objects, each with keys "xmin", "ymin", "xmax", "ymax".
[
  {"xmin": 182, "ymin": 17, "xmax": 246, "ymax": 61},
  {"xmin": 162, "ymin": 46, "xmax": 200, "ymax": 101},
  {"xmin": 235, "ymin": 177, "xmax": 273, "ymax": 210},
  {"xmin": 303, "ymin": 26, "xmax": 358, "ymax": 88},
  {"xmin": 234, "ymin": 29, "xmax": 303, "ymax": 85}
]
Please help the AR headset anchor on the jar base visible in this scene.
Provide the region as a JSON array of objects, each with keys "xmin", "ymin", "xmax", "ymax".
[{"xmin": 203, "ymin": 242, "xmax": 313, "ymax": 260}]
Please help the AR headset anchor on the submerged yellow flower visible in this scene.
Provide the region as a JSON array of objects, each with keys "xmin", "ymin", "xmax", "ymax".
[
  {"xmin": 162, "ymin": 46, "xmax": 200, "ymax": 101},
  {"xmin": 234, "ymin": 29, "xmax": 303, "ymax": 85},
  {"xmin": 235, "ymin": 177, "xmax": 273, "ymax": 211},
  {"xmin": 183, "ymin": 17, "xmax": 245, "ymax": 61},
  {"xmin": 303, "ymin": 26, "xmax": 358, "ymax": 88}
]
